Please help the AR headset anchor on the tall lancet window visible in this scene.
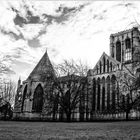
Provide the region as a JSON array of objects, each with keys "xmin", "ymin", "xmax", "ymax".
[
  {"xmin": 103, "ymin": 57, "xmax": 106, "ymax": 73},
  {"xmin": 99, "ymin": 61, "xmax": 102, "ymax": 73},
  {"xmin": 111, "ymin": 45, "xmax": 114, "ymax": 58},
  {"xmin": 32, "ymin": 84, "xmax": 44, "ymax": 113},
  {"xmin": 125, "ymin": 38, "xmax": 132, "ymax": 61},
  {"xmin": 21, "ymin": 85, "xmax": 27, "ymax": 112},
  {"xmin": 116, "ymin": 41, "xmax": 121, "ymax": 62}
]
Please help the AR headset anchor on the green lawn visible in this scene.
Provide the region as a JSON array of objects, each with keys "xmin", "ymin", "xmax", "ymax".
[{"xmin": 0, "ymin": 121, "xmax": 140, "ymax": 140}]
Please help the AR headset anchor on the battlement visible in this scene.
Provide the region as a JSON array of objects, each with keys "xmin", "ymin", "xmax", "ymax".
[{"xmin": 110, "ymin": 26, "xmax": 139, "ymax": 37}]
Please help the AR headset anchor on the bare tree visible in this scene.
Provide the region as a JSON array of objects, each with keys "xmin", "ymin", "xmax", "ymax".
[
  {"xmin": 116, "ymin": 70, "xmax": 140, "ymax": 120},
  {"xmin": 0, "ymin": 79, "xmax": 16, "ymax": 120},
  {"xmin": 51, "ymin": 59, "xmax": 89, "ymax": 122}
]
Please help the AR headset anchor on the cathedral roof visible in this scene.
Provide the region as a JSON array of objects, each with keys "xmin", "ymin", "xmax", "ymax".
[{"xmin": 27, "ymin": 51, "xmax": 55, "ymax": 81}]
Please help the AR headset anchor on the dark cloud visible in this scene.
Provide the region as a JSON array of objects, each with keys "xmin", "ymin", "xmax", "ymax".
[
  {"xmin": 11, "ymin": 6, "xmax": 19, "ymax": 13},
  {"xmin": 10, "ymin": 6, "xmax": 26, "ymax": 27},
  {"xmin": 28, "ymin": 15, "xmax": 40, "ymax": 24},
  {"xmin": 11, "ymin": 4, "xmax": 41, "ymax": 27},
  {"xmin": 56, "ymin": 6, "xmax": 77, "ymax": 14},
  {"xmin": 4, "ymin": 2, "xmax": 88, "ymax": 48},
  {"xmin": 42, "ymin": 4, "xmax": 87, "ymax": 24},
  {"xmin": 0, "ymin": 24, "xmax": 45, "ymax": 48},
  {"xmin": 38, "ymin": 27, "xmax": 47, "ymax": 37},
  {"xmin": 59, "ymin": 4, "xmax": 87, "ymax": 14},
  {"xmin": 28, "ymin": 38, "xmax": 41, "ymax": 48},
  {"xmin": 42, "ymin": 14, "xmax": 53, "ymax": 25},
  {"xmin": 14, "ymin": 12, "xmax": 41, "ymax": 27},
  {"xmin": 27, "ymin": 26, "xmax": 46, "ymax": 48},
  {"xmin": 14, "ymin": 14, "xmax": 27, "ymax": 27},
  {"xmin": 12, "ymin": 2, "xmax": 87, "ymax": 29}
]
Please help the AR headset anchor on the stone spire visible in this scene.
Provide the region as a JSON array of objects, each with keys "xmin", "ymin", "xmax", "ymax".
[
  {"xmin": 17, "ymin": 77, "xmax": 21, "ymax": 88},
  {"xmin": 27, "ymin": 50, "xmax": 55, "ymax": 81}
]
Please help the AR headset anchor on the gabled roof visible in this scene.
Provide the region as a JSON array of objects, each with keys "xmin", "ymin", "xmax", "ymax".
[
  {"xmin": 92, "ymin": 52, "xmax": 121, "ymax": 72},
  {"xmin": 27, "ymin": 51, "xmax": 55, "ymax": 80}
]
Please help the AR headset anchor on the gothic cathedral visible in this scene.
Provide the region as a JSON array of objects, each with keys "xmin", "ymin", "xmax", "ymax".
[{"xmin": 14, "ymin": 27, "xmax": 140, "ymax": 121}]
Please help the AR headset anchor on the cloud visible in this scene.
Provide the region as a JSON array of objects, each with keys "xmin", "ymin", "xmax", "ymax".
[
  {"xmin": 12, "ymin": 5, "xmax": 41, "ymax": 27},
  {"xmin": 11, "ymin": 1, "xmax": 87, "ymax": 27},
  {"xmin": 0, "ymin": 1, "xmax": 87, "ymax": 50},
  {"xmin": 0, "ymin": 27, "xmax": 23, "ymax": 41},
  {"xmin": 0, "ymin": 0, "xmax": 140, "ymax": 83},
  {"xmin": 0, "ymin": 65, "xmax": 15, "ymax": 75},
  {"xmin": 0, "ymin": 56, "xmax": 15, "ymax": 76},
  {"xmin": 42, "ymin": 4, "xmax": 87, "ymax": 25},
  {"xmin": 28, "ymin": 38, "xmax": 40, "ymax": 48}
]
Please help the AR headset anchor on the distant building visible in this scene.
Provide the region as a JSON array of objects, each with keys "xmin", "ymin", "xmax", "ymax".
[{"xmin": 13, "ymin": 27, "xmax": 140, "ymax": 121}]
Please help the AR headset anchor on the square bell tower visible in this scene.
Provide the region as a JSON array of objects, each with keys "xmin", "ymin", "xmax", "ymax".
[{"xmin": 109, "ymin": 27, "xmax": 140, "ymax": 67}]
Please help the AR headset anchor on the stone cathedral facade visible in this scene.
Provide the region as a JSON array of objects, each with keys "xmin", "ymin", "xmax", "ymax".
[{"xmin": 13, "ymin": 27, "xmax": 140, "ymax": 121}]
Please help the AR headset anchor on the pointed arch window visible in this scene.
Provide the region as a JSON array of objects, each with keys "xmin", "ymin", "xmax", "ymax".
[
  {"xmin": 106, "ymin": 76, "xmax": 110, "ymax": 110},
  {"xmin": 102, "ymin": 77, "xmax": 105, "ymax": 111},
  {"xmin": 103, "ymin": 57, "xmax": 106, "ymax": 73},
  {"xmin": 111, "ymin": 45, "xmax": 114, "ymax": 58},
  {"xmin": 21, "ymin": 85, "xmax": 27, "ymax": 112},
  {"xmin": 125, "ymin": 38, "xmax": 131, "ymax": 49},
  {"xmin": 99, "ymin": 61, "xmax": 102, "ymax": 73},
  {"xmin": 116, "ymin": 41, "xmax": 121, "ymax": 62},
  {"xmin": 97, "ymin": 78, "xmax": 100, "ymax": 111},
  {"xmin": 92, "ymin": 79, "xmax": 96, "ymax": 111},
  {"xmin": 32, "ymin": 84, "xmax": 44, "ymax": 113},
  {"xmin": 110, "ymin": 62, "xmax": 113, "ymax": 72},
  {"xmin": 107, "ymin": 60, "xmax": 109, "ymax": 72},
  {"xmin": 111, "ymin": 75, "xmax": 116, "ymax": 111},
  {"xmin": 97, "ymin": 66, "xmax": 99, "ymax": 74},
  {"xmin": 125, "ymin": 38, "xmax": 132, "ymax": 61}
]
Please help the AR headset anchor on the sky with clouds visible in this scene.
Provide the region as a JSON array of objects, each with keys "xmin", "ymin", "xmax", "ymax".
[{"xmin": 0, "ymin": 0, "xmax": 140, "ymax": 82}]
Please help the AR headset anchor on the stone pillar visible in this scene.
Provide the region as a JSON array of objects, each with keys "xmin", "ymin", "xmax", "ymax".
[
  {"xmin": 105, "ymin": 80, "xmax": 108, "ymax": 110},
  {"xmin": 110, "ymin": 82, "xmax": 112, "ymax": 111},
  {"xmin": 95, "ymin": 83, "xmax": 98, "ymax": 111},
  {"xmin": 100, "ymin": 83, "xmax": 102, "ymax": 112}
]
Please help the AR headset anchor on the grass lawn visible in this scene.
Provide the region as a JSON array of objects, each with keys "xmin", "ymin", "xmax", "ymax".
[{"xmin": 0, "ymin": 121, "xmax": 140, "ymax": 140}]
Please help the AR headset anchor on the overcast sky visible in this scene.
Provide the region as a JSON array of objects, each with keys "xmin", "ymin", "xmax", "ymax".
[{"xmin": 0, "ymin": 0, "xmax": 140, "ymax": 82}]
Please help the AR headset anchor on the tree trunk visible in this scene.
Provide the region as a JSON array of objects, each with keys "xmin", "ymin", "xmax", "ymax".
[
  {"xmin": 4, "ymin": 110, "xmax": 7, "ymax": 121},
  {"xmin": 126, "ymin": 110, "xmax": 130, "ymax": 120},
  {"xmin": 66, "ymin": 112, "xmax": 71, "ymax": 122},
  {"xmin": 53, "ymin": 111, "xmax": 56, "ymax": 121}
]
